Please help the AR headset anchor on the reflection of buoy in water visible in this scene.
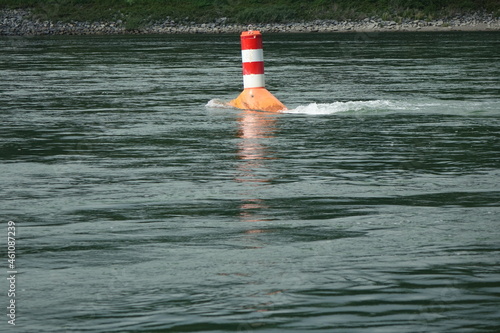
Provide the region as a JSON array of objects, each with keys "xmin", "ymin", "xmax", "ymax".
[{"xmin": 228, "ymin": 30, "xmax": 287, "ymax": 112}]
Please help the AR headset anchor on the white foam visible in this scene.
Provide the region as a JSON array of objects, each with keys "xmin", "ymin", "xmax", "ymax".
[
  {"xmin": 206, "ymin": 97, "xmax": 499, "ymax": 116},
  {"xmin": 205, "ymin": 99, "xmax": 233, "ymax": 109},
  {"xmin": 284, "ymin": 100, "xmax": 397, "ymax": 115}
]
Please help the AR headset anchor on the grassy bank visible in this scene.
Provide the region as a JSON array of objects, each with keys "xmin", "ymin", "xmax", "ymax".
[{"xmin": 1, "ymin": 0, "xmax": 499, "ymax": 29}]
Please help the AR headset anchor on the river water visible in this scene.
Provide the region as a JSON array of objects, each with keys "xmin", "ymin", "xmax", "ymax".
[{"xmin": 1, "ymin": 32, "xmax": 499, "ymax": 332}]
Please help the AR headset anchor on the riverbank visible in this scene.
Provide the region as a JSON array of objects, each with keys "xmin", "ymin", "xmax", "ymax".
[{"xmin": 1, "ymin": 9, "xmax": 499, "ymax": 36}]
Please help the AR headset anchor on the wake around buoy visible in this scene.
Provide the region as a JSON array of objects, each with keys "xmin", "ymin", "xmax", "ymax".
[
  {"xmin": 207, "ymin": 99, "xmax": 397, "ymax": 115},
  {"xmin": 283, "ymin": 100, "xmax": 396, "ymax": 115}
]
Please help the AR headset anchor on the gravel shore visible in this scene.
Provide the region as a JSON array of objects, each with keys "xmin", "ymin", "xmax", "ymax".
[{"xmin": 1, "ymin": 9, "xmax": 499, "ymax": 36}]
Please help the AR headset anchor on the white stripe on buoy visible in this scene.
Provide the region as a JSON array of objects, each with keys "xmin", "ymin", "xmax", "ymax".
[
  {"xmin": 243, "ymin": 74, "xmax": 265, "ymax": 89},
  {"xmin": 242, "ymin": 49, "xmax": 264, "ymax": 63}
]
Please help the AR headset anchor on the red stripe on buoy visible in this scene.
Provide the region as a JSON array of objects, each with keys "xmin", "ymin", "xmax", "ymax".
[
  {"xmin": 241, "ymin": 31, "xmax": 263, "ymax": 50},
  {"xmin": 242, "ymin": 61, "xmax": 264, "ymax": 75}
]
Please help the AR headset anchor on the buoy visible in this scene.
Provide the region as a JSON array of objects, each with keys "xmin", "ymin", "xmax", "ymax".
[{"xmin": 228, "ymin": 30, "xmax": 287, "ymax": 112}]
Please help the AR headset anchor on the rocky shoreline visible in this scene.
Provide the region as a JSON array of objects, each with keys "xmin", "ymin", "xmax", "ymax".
[{"xmin": 1, "ymin": 9, "xmax": 499, "ymax": 36}]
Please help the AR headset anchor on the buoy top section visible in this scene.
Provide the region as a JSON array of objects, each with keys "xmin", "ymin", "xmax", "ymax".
[{"xmin": 241, "ymin": 30, "xmax": 263, "ymax": 50}]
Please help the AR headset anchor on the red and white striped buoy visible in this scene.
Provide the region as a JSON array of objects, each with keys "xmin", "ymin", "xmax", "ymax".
[
  {"xmin": 241, "ymin": 30, "xmax": 265, "ymax": 89},
  {"xmin": 229, "ymin": 30, "xmax": 286, "ymax": 112}
]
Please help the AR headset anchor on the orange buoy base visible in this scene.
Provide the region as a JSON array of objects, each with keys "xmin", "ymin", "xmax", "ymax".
[{"xmin": 228, "ymin": 88, "xmax": 287, "ymax": 112}]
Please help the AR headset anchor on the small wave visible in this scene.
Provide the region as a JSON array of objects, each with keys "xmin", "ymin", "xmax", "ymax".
[
  {"xmin": 205, "ymin": 99, "xmax": 233, "ymax": 109},
  {"xmin": 284, "ymin": 100, "xmax": 397, "ymax": 115}
]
